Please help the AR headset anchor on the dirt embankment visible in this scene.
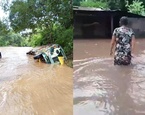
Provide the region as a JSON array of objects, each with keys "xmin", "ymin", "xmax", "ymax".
[{"xmin": 65, "ymin": 54, "xmax": 73, "ymax": 68}]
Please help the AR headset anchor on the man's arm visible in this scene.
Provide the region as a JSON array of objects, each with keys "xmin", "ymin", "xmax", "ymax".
[
  {"xmin": 110, "ymin": 35, "xmax": 116, "ymax": 55},
  {"xmin": 131, "ymin": 35, "xmax": 136, "ymax": 54}
]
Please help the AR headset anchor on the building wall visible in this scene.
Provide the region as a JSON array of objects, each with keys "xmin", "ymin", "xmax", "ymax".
[
  {"xmin": 74, "ymin": 16, "xmax": 83, "ymax": 38},
  {"xmin": 74, "ymin": 15, "xmax": 111, "ymax": 38},
  {"xmin": 74, "ymin": 11, "xmax": 145, "ymax": 38},
  {"xmin": 128, "ymin": 18, "xmax": 145, "ymax": 38}
]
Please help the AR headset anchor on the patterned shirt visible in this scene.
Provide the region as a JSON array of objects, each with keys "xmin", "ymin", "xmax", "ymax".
[{"xmin": 112, "ymin": 26, "xmax": 135, "ymax": 65}]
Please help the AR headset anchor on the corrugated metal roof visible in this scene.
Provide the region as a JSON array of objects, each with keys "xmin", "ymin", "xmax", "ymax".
[
  {"xmin": 73, "ymin": 6, "xmax": 145, "ymax": 18},
  {"xmin": 73, "ymin": 6, "xmax": 103, "ymax": 11}
]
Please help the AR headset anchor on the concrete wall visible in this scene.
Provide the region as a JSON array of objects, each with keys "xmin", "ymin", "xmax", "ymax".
[
  {"xmin": 74, "ymin": 16, "xmax": 83, "ymax": 38},
  {"xmin": 129, "ymin": 18, "xmax": 145, "ymax": 38},
  {"xmin": 74, "ymin": 15, "xmax": 111, "ymax": 38},
  {"xmin": 74, "ymin": 14, "xmax": 145, "ymax": 38}
]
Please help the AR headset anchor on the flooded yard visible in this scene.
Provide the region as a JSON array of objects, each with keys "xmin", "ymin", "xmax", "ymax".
[{"xmin": 74, "ymin": 39, "xmax": 145, "ymax": 115}]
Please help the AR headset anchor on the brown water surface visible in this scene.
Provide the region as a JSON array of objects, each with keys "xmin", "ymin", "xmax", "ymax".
[
  {"xmin": 0, "ymin": 47, "xmax": 72, "ymax": 115},
  {"xmin": 74, "ymin": 39, "xmax": 145, "ymax": 115}
]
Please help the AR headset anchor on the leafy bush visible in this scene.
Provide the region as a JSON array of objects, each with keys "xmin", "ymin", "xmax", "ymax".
[
  {"xmin": 29, "ymin": 32, "xmax": 43, "ymax": 46},
  {"xmin": 80, "ymin": 0, "xmax": 108, "ymax": 9},
  {"xmin": 73, "ymin": 0, "xmax": 82, "ymax": 6},
  {"xmin": 26, "ymin": 24, "xmax": 73, "ymax": 57},
  {"xmin": 54, "ymin": 26, "xmax": 73, "ymax": 56},
  {"xmin": 0, "ymin": 32, "xmax": 23, "ymax": 46},
  {"xmin": 126, "ymin": 0, "xmax": 145, "ymax": 16}
]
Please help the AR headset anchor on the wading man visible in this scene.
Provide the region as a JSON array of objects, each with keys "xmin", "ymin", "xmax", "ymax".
[{"xmin": 110, "ymin": 16, "xmax": 136, "ymax": 65}]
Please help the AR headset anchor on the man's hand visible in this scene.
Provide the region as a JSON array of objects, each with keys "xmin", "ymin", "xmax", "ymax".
[
  {"xmin": 110, "ymin": 50, "xmax": 113, "ymax": 56},
  {"xmin": 110, "ymin": 35, "xmax": 116, "ymax": 56},
  {"xmin": 131, "ymin": 53, "xmax": 135, "ymax": 58}
]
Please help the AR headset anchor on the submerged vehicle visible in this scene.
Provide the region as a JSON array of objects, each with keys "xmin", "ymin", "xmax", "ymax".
[{"xmin": 27, "ymin": 44, "xmax": 67, "ymax": 64}]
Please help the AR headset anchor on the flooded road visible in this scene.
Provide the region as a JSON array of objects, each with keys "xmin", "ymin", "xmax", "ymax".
[
  {"xmin": 74, "ymin": 39, "xmax": 145, "ymax": 115},
  {"xmin": 0, "ymin": 47, "xmax": 72, "ymax": 115}
]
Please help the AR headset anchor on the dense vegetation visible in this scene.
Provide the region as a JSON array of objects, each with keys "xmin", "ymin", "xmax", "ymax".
[
  {"xmin": 0, "ymin": 0, "xmax": 72, "ymax": 57},
  {"xmin": 73, "ymin": 0, "xmax": 145, "ymax": 15}
]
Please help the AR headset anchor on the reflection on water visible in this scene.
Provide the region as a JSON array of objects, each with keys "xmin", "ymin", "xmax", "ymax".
[
  {"xmin": 0, "ymin": 47, "xmax": 72, "ymax": 115},
  {"xmin": 74, "ymin": 39, "xmax": 145, "ymax": 115}
]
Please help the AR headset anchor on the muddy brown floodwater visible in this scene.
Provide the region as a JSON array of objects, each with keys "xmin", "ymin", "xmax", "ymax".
[
  {"xmin": 74, "ymin": 39, "xmax": 145, "ymax": 115},
  {"xmin": 0, "ymin": 47, "xmax": 72, "ymax": 115}
]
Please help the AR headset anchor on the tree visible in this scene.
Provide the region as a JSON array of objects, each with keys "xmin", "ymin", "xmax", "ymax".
[
  {"xmin": 0, "ymin": 20, "xmax": 9, "ymax": 35},
  {"xmin": 0, "ymin": 30, "xmax": 23, "ymax": 46},
  {"xmin": 8, "ymin": 0, "xmax": 72, "ymax": 32},
  {"xmin": 0, "ymin": 0, "xmax": 73, "ymax": 56}
]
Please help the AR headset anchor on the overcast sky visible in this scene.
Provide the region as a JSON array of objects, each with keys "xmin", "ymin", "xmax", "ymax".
[
  {"xmin": 0, "ymin": 6, "xmax": 6, "ymax": 20},
  {"xmin": 0, "ymin": 0, "xmax": 12, "ymax": 20}
]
